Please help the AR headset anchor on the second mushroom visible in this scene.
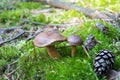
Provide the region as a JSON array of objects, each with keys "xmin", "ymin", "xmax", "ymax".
[{"xmin": 67, "ymin": 35, "xmax": 90, "ymax": 58}]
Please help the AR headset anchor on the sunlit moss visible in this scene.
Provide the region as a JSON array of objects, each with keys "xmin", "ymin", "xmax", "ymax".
[
  {"xmin": 46, "ymin": 58, "xmax": 99, "ymax": 80},
  {"xmin": 0, "ymin": 9, "xmax": 29, "ymax": 24},
  {"xmin": 31, "ymin": 13, "xmax": 47, "ymax": 23},
  {"xmin": 77, "ymin": 0, "xmax": 120, "ymax": 11},
  {"xmin": 15, "ymin": 2, "xmax": 42, "ymax": 10},
  {"xmin": 0, "ymin": 46, "xmax": 20, "ymax": 61}
]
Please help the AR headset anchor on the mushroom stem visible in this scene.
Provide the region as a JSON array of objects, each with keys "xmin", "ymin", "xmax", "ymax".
[
  {"xmin": 71, "ymin": 46, "xmax": 76, "ymax": 57},
  {"xmin": 33, "ymin": 42, "xmax": 37, "ymax": 61},
  {"xmin": 82, "ymin": 45, "xmax": 90, "ymax": 58},
  {"xmin": 46, "ymin": 45, "xmax": 61, "ymax": 59}
]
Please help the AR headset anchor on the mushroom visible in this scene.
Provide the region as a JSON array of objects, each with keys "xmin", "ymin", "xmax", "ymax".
[
  {"xmin": 67, "ymin": 35, "xmax": 90, "ymax": 58},
  {"xmin": 34, "ymin": 31, "xmax": 66, "ymax": 59}
]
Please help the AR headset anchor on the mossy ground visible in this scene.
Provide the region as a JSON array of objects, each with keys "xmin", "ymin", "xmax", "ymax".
[{"xmin": 0, "ymin": 0, "xmax": 120, "ymax": 80}]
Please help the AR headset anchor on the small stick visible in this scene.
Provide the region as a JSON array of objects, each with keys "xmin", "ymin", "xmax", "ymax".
[
  {"xmin": 7, "ymin": 66, "xmax": 20, "ymax": 76},
  {"xmin": 16, "ymin": 72, "xmax": 20, "ymax": 80},
  {"xmin": 82, "ymin": 45, "xmax": 90, "ymax": 58},
  {"xmin": 0, "ymin": 28, "xmax": 25, "ymax": 46}
]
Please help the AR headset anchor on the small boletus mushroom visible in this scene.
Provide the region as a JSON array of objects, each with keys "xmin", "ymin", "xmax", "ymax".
[
  {"xmin": 34, "ymin": 31, "xmax": 66, "ymax": 59},
  {"xmin": 67, "ymin": 35, "xmax": 90, "ymax": 58}
]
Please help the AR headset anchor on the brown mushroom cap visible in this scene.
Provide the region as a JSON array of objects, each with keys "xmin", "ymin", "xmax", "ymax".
[
  {"xmin": 67, "ymin": 35, "xmax": 83, "ymax": 46},
  {"xmin": 67, "ymin": 35, "xmax": 90, "ymax": 58},
  {"xmin": 34, "ymin": 31, "xmax": 66, "ymax": 47}
]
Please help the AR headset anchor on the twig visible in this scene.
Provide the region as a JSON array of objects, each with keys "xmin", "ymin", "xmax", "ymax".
[
  {"xmin": 21, "ymin": 19, "xmax": 82, "ymax": 27},
  {"xmin": 82, "ymin": 45, "xmax": 90, "ymax": 58},
  {"xmin": 20, "ymin": 19, "xmax": 46, "ymax": 26},
  {"xmin": 7, "ymin": 66, "xmax": 21, "ymax": 76},
  {"xmin": 25, "ymin": 28, "xmax": 42, "ymax": 41},
  {"xmin": 2, "ymin": 66, "xmax": 20, "ymax": 80},
  {"xmin": 16, "ymin": 72, "xmax": 21, "ymax": 80},
  {"xmin": 31, "ymin": 8, "xmax": 54, "ymax": 15},
  {"xmin": 0, "ymin": 26, "xmax": 22, "ymax": 33},
  {"xmin": 7, "ymin": 60, "xmax": 18, "ymax": 74},
  {"xmin": 0, "ymin": 28, "xmax": 25, "ymax": 46}
]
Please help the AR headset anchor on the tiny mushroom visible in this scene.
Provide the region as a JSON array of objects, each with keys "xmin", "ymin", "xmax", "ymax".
[
  {"xmin": 34, "ymin": 31, "xmax": 66, "ymax": 59},
  {"xmin": 67, "ymin": 35, "xmax": 90, "ymax": 58}
]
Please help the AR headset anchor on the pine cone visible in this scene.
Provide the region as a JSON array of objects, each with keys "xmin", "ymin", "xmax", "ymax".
[
  {"xmin": 84, "ymin": 34, "xmax": 97, "ymax": 50},
  {"xmin": 93, "ymin": 50, "xmax": 115, "ymax": 76},
  {"xmin": 96, "ymin": 22, "xmax": 109, "ymax": 34}
]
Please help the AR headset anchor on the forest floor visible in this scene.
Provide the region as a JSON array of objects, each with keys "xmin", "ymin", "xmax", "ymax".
[{"xmin": 0, "ymin": 0, "xmax": 120, "ymax": 80}]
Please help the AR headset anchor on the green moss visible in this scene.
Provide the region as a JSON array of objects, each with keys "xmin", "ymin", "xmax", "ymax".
[
  {"xmin": 0, "ymin": 59, "xmax": 8, "ymax": 75},
  {"xmin": 0, "ymin": 46, "xmax": 20, "ymax": 61},
  {"xmin": 0, "ymin": 9, "xmax": 29, "ymax": 24},
  {"xmin": 114, "ymin": 56, "xmax": 120, "ymax": 69},
  {"xmin": 17, "ymin": 40, "xmax": 49, "ymax": 79},
  {"xmin": 31, "ymin": 13, "xmax": 48, "ymax": 23},
  {"xmin": 0, "ymin": 0, "xmax": 120, "ymax": 80},
  {"xmin": 0, "ymin": 2, "xmax": 43, "ymax": 24},
  {"xmin": 46, "ymin": 58, "xmax": 98, "ymax": 80},
  {"xmin": 15, "ymin": 2, "xmax": 42, "ymax": 10},
  {"xmin": 61, "ymin": 10, "xmax": 83, "ymax": 18}
]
